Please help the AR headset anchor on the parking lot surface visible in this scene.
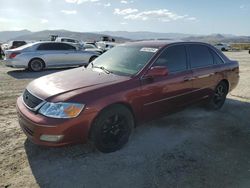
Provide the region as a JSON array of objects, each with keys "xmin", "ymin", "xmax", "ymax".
[{"xmin": 0, "ymin": 51, "xmax": 250, "ymax": 188}]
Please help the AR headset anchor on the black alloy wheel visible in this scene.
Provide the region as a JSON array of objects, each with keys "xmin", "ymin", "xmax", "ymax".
[
  {"xmin": 207, "ymin": 81, "xmax": 228, "ymax": 110},
  {"xmin": 90, "ymin": 105, "xmax": 134, "ymax": 153}
]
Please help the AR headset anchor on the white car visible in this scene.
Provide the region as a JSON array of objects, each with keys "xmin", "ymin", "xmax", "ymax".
[
  {"xmin": 214, "ymin": 43, "xmax": 231, "ymax": 51},
  {"xmin": 83, "ymin": 43, "xmax": 104, "ymax": 54},
  {"xmin": 55, "ymin": 37, "xmax": 83, "ymax": 49},
  {"xmin": 4, "ymin": 42, "xmax": 99, "ymax": 71},
  {"xmin": 96, "ymin": 41, "xmax": 117, "ymax": 52}
]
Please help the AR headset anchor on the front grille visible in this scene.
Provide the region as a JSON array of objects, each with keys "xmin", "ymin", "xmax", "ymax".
[{"xmin": 23, "ymin": 89, "xmax": 43, "ymax": 109}]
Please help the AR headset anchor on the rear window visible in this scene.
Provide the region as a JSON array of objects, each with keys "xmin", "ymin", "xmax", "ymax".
[
  {"xmin": 189, "ymin": 44, "xmax": 213, "ymax": 68},
  {"xmin": 154, "ymin": 45, "xmax": 187, "ymax": 73}
]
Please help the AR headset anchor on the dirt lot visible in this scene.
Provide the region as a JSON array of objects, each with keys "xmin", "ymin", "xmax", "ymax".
[{"xmin": 0, "ymin": 51, "xmax": 250, "ymax": 188}]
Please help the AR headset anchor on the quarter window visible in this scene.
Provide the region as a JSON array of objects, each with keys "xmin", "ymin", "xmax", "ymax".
[
  {"xmin": 210, "ymin": 49, "xmax": 224, "ymax": 64},
  {"xmin": 154, "ymin": 45, "xmax": 187, "ymax": 72},
  {"xmin": 189, "ymin": 44, "xmax": 213, "ymax": 68}
]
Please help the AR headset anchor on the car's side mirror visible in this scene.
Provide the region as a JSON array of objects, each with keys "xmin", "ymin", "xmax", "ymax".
[{"xmin": 144, "ymin": 66, "xmax": 168, "ymax": 78}]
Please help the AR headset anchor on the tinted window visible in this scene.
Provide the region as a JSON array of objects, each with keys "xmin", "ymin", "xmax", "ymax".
[
  {"xmin": 154, "ymin": 45, "xmax": 187, "ymax": 72},
  {"xmin": 12, "ymin": 41, "xmax": 27, "ymax": 47},
  {"xmin": 61, "ymin": 38, "xmax": 78, "ymax": 43},
  {"xmin": 210, "ymin": 49, "xmax": 224, "ymax": 64},
  {"xmin": 189, "ymin": 44, "xmax": 213, "ymax": 68},
  {"xmin": 37, "ymin": 43, "xmax": 55, "ymax": 50},
  {"xmin": 59, "ymin": 43, "xmax": 76, "ymax": 50},
  {"xmin": 37, "ymin": 43, "xmax": 75, "ymax": 50}
]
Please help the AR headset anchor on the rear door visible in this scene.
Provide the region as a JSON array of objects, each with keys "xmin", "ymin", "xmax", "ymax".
[
  {"xmin": 141, "ymin": 44, "xmax": 194, "ymax": 121},
  {"xmin": 187, "ymin": 44, "xmax": 221, "ymax": 101},
  {"xmin": 36, "ymin": 43, "xmax": 68, "ymax": 67}
]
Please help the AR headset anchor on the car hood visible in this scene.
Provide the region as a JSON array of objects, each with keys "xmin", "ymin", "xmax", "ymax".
[{"xmin": 27, "ymin": 67, "xmax": 130, "ymax": 100}]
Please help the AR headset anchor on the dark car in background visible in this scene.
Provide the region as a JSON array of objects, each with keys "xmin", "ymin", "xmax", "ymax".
[
  {"xmin": 8, "ymin": 40, "xmax": 27, "ymax": 49},
  {"xmin": 16, "ymin": 41, "xmax": 239, "ymax": 153}
]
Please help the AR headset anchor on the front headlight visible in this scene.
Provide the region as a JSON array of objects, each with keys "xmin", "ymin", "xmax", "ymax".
[{"xmin": 38, "ymin": 102, "xmax": 85, "ymax": 118}]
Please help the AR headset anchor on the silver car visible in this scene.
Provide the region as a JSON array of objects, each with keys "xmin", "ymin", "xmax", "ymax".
[{"xmin": 4, "ymin": 42, "xmax": 99, "ymax": 71}]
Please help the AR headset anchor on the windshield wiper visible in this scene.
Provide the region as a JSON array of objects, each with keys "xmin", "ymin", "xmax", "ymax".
[{"xmin": 91, "ymin": 62, "xmax": 113, "ymax": 74}]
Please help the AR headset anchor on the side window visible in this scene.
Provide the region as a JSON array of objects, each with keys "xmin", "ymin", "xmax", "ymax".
[
  {"xmin": 66, "ymin": 44, "xmax": 76, "ymax": 50},
  {"xmin": 154, "ymin": 45, "xmax": 187, "ymax": 73},
  {"xmin": 210, "ymin": 49, "xmax": 224, "ymax": 64},
  {"xmin": 37, "ymin": 43, "xmax": 55, "ymax": 50},
  {"xmin": 60, "ymin": 43, "xmax": 76, "ymax": 50},
  {"xmin": 189, "ymin": 44, "xmax": 213, "ymax": 68},
  {"xmin": 53, "ymin": 43, "xmax": 65, "ymax": 50}
]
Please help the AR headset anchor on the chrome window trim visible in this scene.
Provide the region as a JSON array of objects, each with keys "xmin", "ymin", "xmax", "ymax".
[{"xmin": 140, "ymin": 42, "xmax": 227, "ymax": 79}]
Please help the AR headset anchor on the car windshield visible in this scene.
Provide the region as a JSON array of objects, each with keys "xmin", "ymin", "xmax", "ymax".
[{"xmin": 91, "ymin": 45, "xmax": 158, "ymax": 76}]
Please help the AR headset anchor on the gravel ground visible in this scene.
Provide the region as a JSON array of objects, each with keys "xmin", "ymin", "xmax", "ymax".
[{"xmin": 0, "ymin": 51, "xmax": 250, "ymax": 188}]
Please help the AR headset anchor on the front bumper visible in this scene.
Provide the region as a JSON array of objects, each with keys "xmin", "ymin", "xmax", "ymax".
[{"xmin": 16, "ymin": 96, "xmax": 96, "ymax": 146}]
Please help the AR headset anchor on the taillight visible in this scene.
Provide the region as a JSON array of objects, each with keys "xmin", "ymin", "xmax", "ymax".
[{"xmin": 9, "ymin": 52, "xmax": 21, "ymax": 59}]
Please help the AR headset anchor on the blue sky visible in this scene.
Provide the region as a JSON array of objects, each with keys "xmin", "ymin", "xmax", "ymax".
[{"xmin": 0, "ymin": 0, "xmax": 249, "ymax": 35}]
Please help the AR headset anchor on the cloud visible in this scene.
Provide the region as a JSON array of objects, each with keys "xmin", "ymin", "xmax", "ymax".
[
  {"xmin": 120, "ymin": 0, "xmax": 133, "ymax": 4},
  {"xmin": 104, "ymin": 3, "xmax": 111, "ymax": 7},
  {"xmin": 0, "ymin": 18, "xmax": 9, "ymax": 23},
  {"xmin": 240, "ymin": 5, "xmax": 245, "ymax": 9},
  {"xmin": 61, "ymin": 10, "xmax": 77, "ymax": 14},
  {"xmin": 115, "ymin": 9, "xmax": 197, "ymax": 22},
  {"xmin": 114, "ymin": 8, "xmax": 138, "ymax": 15},
  {"xmin": 186, "ymin": 17, "xmax": 197, "ymax": 21},
  {"xmin": 41, "ymin": 19, "xmax": 49, "ymax": 24},
  {"xmin": 120, "ymin": 22, "xmax": 128, "ymax": 25},
  {"xmin": 65, "ymin": 0, "xmax": 99, "ymax": 4}
]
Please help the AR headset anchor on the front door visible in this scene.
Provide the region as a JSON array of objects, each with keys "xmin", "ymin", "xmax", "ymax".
[{"xmin": 141, "ymin": 44, "xmax": 194, "ymax": 121}]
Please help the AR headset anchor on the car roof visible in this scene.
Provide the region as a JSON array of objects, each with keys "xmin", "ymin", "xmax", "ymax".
[
  {"xmin": 56, "ymin": 37, "xmax": 79, "ymax": 40},
  {"xmin": 31, "ymin": 41, "xmax": 74, "ymax": 44},
  {"xmin": 120, "ymin": 40, "xmax": 213, "ymax": 49}
]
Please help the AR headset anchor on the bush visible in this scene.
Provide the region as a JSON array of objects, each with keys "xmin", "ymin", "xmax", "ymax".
[{"xmin": 231, "ymin": 43, "xmax": 250, "ymax": 50}]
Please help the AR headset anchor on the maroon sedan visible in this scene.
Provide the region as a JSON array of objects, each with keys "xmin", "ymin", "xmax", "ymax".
[{"xmin": 17, "ymin": 41, "xmax": 239, "ymax": 153}]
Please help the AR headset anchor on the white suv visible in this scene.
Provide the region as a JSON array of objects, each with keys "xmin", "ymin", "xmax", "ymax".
[{"xmin": 55, "ymin": 37, "xmax": 83, "ymax": 49}]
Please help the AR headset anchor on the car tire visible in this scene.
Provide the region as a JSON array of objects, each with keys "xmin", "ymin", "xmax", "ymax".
[
  {"xmin": 28, "ymin": 59, "xmax": 44, "ymax": 72},
  {"xmin": 90, "ymin": 104, "xmax": 134, "ymax": 153},
  {"xmin": 221, "ymin": 48, "xmax": 226, "ymax": 51},
  {"xmin": 206, "ymin": 81, "xmax": 228, "ymax": 110}
]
